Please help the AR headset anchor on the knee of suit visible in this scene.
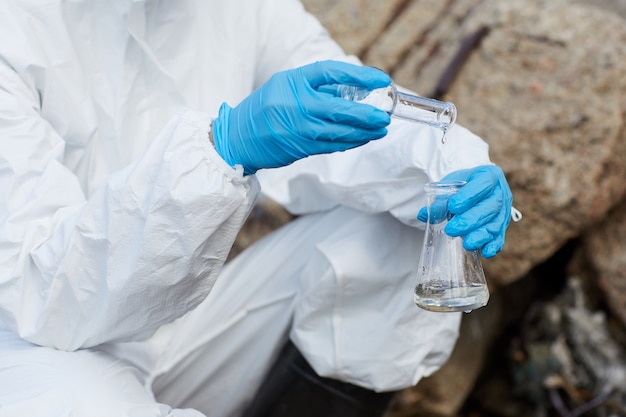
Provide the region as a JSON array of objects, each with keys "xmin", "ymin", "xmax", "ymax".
[{"xmin": 0, "ymin": 343, "xmax": 174, "ymax": 417}]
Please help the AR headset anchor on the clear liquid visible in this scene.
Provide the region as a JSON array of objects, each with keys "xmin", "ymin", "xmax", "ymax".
[
  {"xmin": 440, "ymin": 128, "xmax": 449, "ymax": 144},
  {"xmin": 414, "ymin": 284, "xmax": 489, "ymax": 313}
]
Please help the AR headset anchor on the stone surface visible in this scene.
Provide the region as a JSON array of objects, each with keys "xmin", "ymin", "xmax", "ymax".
[
  {"xmin": 301, "ymin": 0, "xmax": 406, "ymax": 57},
  {"xmin": 580, "ymin": 203, "xmax": 626, "ymax": 330},
  {"xmin": 574, "ymin": 0, "xmax": 626, "ymax": 17}
]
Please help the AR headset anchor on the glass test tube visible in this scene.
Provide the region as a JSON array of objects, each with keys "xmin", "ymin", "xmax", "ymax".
[{"xmin": 339, "ymin": 83, "xmax": 457, "ymax": 134}]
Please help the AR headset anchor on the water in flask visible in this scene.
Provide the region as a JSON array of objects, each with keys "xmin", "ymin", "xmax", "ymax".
[{"xmin": 414, "ymin": 181, "xmax": 490, "ymax": 313}]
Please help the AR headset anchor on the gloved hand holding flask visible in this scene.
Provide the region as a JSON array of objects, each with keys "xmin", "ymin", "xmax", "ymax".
[
  {"xmin": 212, "ymin": 60, "xmax": 392, "ymax": 175},
  {"xmin": 418, "ymin": 165, "xmax": 514, "ymax": 258}
]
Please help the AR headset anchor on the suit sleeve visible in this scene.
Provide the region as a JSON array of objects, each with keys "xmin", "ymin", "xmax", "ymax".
[{"xmin": 0, "ymin": 61, "xmax": 259, "ymax": 351}]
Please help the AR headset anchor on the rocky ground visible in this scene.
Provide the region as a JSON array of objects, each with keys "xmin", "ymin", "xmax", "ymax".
[{"xmin": 231, "ymin": 1, "xmax": 626, "ymax": 415}]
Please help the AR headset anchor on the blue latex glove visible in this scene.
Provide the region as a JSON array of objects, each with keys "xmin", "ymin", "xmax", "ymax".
[
  {"xmin": 418, "ymin": 165, "xmax": 513, "ymax": 258},
  {"xmin": 212, "ymin": 60, "xmax": 392, "ymax": 175}
]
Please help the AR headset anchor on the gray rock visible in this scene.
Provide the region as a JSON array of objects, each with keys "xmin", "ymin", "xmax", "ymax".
[
  {"xmin": 581, "ymin": 204, "xmax": 626, "ymax": 329},
  {"xmin": 301, "ymin": 0, "xmax": 406, "ymax": 57}
]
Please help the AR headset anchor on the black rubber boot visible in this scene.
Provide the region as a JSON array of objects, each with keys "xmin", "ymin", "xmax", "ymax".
[{"xmin": 241, "ymin": 340, "xmax": 396, "ymax": 417}]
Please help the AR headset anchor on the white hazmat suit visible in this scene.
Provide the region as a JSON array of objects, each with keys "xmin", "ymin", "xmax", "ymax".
[{"xmin": 0, "ymin": 0, "xmax": 492, "ymax": 416}]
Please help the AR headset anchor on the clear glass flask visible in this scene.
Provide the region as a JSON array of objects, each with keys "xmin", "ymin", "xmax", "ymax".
[
  {"xmin": 339, "ymin": 83, "xmax": 457, "ymax": 134},
  {"xmin": 414, "ymin": 181, "xmax": 489, "ymax": 313}
]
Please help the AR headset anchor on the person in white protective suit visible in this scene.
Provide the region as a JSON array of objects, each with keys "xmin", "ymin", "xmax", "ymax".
[{"xmin": 0, "ymin": 0, "xmax": 515, "ymax": 416}]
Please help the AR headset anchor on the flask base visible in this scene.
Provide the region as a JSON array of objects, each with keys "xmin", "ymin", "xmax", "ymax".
[{"xmin": 414, "ymin": 291, "xmax": 489, "ymax": 313}]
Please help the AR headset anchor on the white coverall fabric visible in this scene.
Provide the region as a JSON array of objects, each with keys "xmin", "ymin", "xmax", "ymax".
[{"xmin": 0, "ymin": 0, "xmax": 492, "ymax": 415}]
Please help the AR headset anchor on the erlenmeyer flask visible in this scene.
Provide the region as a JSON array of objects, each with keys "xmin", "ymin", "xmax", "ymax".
[{"xmin": 414, "ymin": 180, "xmax": 489, "ymax": 313}]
